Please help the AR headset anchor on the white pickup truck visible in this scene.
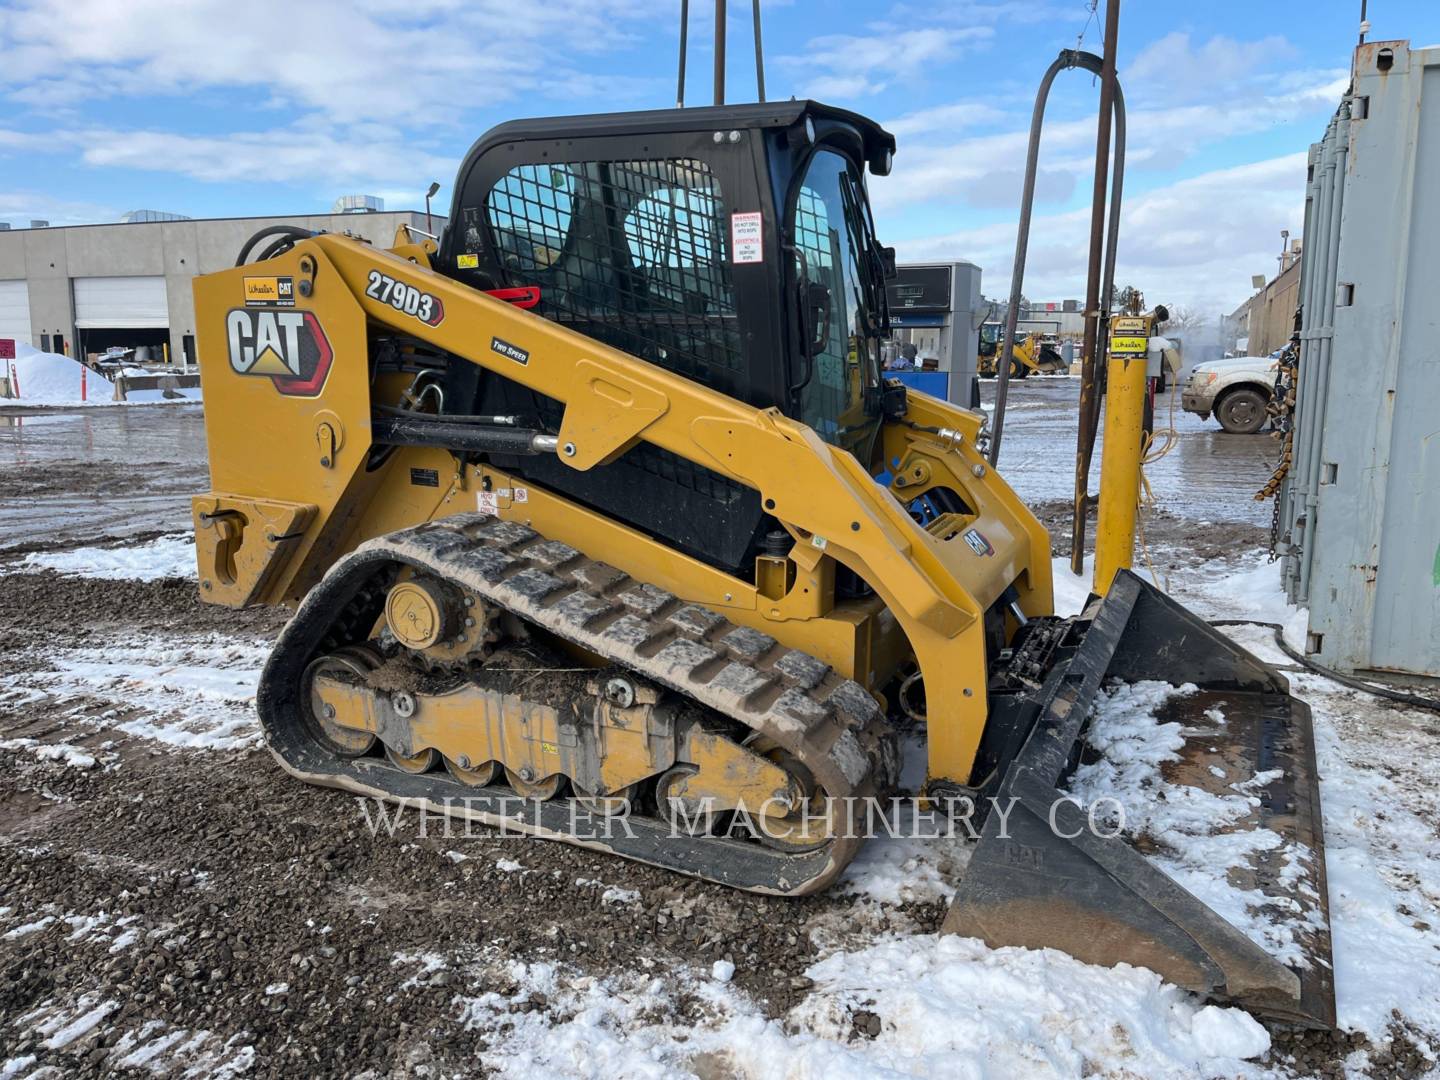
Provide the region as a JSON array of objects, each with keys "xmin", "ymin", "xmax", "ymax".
[{"xmin": 1181, "ymin": 355, "xmax": 1279, "ymax": 434}]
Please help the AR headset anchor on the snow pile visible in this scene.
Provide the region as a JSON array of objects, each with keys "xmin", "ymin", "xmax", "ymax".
[
  {"xmin": 123, "ymin": 383, "xmax": 203, "ymax": 404},
  {"xmin": 1050, "ymin": 554, "xmax": 1094, "ymax": 617},
  {"xmin": 18, "ymin": 534, "xmax": 196, "ymax": 581},
  {"xmin": 0, "ymin": 737, "xmax": 103, "ymax": 769},
  {"xmin": 4, "ymin": 343, "xmax": 200, "ymax": 405},
  {"xmin": 6, "ymin": 344, "xmax": 115, "ymax": 404},
  {"xmin": 429, "ymin": 941, "xmax": 1271, "ymax": 1079}
]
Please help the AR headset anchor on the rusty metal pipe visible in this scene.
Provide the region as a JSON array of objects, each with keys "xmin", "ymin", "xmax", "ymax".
[
  {"xmin": 714, "ymin": 0, "xmax": 726, "ymax": 106},
  {"xmin": 1068, "ymin": 0, "xmax": 1122, "ymax": 573},
  {"xmin": 752, "ymin": 0, "xmax": 765, "ymax": 101},
  {"xmin": 988, "ymin": 47, "xmax": 1126, "ymax": 473},
  {"xmin": 677, "ymin": 0, "xmax": 689, "ymax": 107}
]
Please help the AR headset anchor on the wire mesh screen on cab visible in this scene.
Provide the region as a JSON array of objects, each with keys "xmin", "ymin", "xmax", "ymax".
[{"xmin": 483, "ymin": 158, "xmax": 748, "ymax": 400}]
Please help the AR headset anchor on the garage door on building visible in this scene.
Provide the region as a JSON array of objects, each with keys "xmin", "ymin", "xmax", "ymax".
[
  {"xmin": 72, "ymin": 276, "xmax": 168, "ymax": 328},
  {"xmin": 0, "ymin": 280, "xmax": 32, "ymax": 348}
]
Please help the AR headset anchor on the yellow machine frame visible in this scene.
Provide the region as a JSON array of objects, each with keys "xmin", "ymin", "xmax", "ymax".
[{"xmin": 194, "ymin": 230, "xmax": 1053, "ymax": 789}]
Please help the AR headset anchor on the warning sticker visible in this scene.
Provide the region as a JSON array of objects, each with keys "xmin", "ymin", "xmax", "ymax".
[
  {"xmin": 456, "ymin": 253, "xmax": 480, "ymax": 269},
  {"xmin": 731, "ymin": 212, "xmax": 763, "ymax": 264},
  {"xmin": 513, "ymin": 487, "xmax": 529, "ymax": 504}
]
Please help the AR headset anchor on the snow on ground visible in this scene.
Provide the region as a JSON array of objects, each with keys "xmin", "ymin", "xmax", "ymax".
[
  {"xmin": 8, "ymin": 513, "xmax": 1440, "ymax": 1069},
  {"xmin": 5, "ymin": 991, "xmax": 252, "ymax": 1076},
  {"xmin": 16, "ymin": 533, "xmax": 196, "ymax": 580},
  {"xmin": 1066, "ymin": 554, "xmax": 1440, "ymax": 1042},
  {"xmin": 0, "ymin": 906, "xmax": 177, "ymax": 957},
  {"xmin": 0, "ymin": 635, "xmax": 266, "ymax": 751},
  {"xmin": 388, "ymin": 942, "xmax": 1275, "ymax": 1080},
  {"xmin": 0, "ymin": 737, "xmax": 105, "ymax": 770}
]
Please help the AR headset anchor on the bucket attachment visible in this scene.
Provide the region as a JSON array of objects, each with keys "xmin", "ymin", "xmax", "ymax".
[{"xmin": 943, "ymin": 570, "xmax": 1334, "ymax": 1028}]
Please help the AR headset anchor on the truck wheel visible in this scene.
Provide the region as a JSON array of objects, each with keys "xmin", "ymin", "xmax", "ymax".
[
  {"xmin": 1216, "ymin": 387, "xmax": 1268, "ymax": 434},
  {"xmin": 1009, "ymin": 358, "xmax": 1030, "ymax": 380}
]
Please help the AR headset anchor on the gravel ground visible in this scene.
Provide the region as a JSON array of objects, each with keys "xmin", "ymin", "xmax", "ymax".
[{"xmin": 1, "ymin": 401, "xmax": 1431, "ymax": 1078}]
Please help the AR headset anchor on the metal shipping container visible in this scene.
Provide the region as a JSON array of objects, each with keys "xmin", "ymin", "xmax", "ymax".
[{"xmin": 1279, "ymin": 39, "xmax": 1440, "ymax": 680}]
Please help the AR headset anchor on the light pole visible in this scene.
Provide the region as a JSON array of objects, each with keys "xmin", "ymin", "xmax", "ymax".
[{"xmin": 425, "ymin": 181, "xmax": 441, "ymax": 235}]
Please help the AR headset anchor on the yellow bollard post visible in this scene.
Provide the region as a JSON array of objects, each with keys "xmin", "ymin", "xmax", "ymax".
[{"xmin": 1092, "ymin": 318, "xmax": 1151, "ymax": 595}]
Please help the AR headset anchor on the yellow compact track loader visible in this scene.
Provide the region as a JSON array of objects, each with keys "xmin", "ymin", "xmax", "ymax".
[
  {"xmin": 978, "ymin": 323, "xmax": 1066, "ymax": 378},
  {"xmin": 192, "ymin": 101, "xmax": 1332, "ymax": 1027}
]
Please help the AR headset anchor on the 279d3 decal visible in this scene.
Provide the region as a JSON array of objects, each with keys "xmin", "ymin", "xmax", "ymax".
[{"xmin": 364, "ymin": 271, "xmax": 445, "ymax": 327}]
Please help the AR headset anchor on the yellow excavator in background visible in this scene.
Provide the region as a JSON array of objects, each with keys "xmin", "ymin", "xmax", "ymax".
[{"xmin": 191, "ymin": 100, "xmax": 1333, "ymax": 1027}]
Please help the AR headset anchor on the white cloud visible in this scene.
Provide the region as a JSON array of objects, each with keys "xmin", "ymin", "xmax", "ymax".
[
  {"xmin": 0, "ymin": 0, "xmax": 661, "ymax": 125},
  {"xmin": 885, "ymin": 100, "xmax": 1009, "ymax": 138},
  {"xmin": 0, "ymin": 192, "xmax": 121, "ymax": 228},
  {"xmin": 893, "ymin": 153, "xmax": 1310, "ymax": 314},
  {"xmin": 1126, "ymin": 32, "xmax": 1298, "ymax": 105},
  {"xmin": 871, "ymin": 62, "xmax": 1345, "ymax": 215},
  {"xmin": 71, "ymin": 127, "xmax": 456, "ymax": 190},
  {"xmin": 777, "ymin": 26, "xmax": 993, "ymax": 99}
]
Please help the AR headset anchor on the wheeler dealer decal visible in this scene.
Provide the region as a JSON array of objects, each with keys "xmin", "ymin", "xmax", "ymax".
[
  {"xmin": 962, "ymin": 528, "xmax": 994, "ymax": 557},
  {"xmin": 365, "ymin": 270, "xmax": 445, "ymax": 327},
  {"xmin": 244, "ymin": 275, "xmax": 295, "ymax": 307},
  {"xmin": 490, "ymin": 336, "xmax": 529, "ymax": 365},
  {"xmin": 226, "ymin": 309, "xmax": 334, "ymax": 396}
]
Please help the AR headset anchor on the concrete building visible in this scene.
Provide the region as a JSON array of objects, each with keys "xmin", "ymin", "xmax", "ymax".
[
  {"xmin": 0, "ymin": 209, "xmax": 446, "ymax": 365},
  {"xmin": 1224, "ymin": 241, "xmax": 1303, "ymax": 357},
  {"xmin": 983, "ymin": 298, "xmax": 1085, "ymax": 340}
]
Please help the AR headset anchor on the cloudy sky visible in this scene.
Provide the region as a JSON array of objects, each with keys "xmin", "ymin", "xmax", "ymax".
[{"xmin": 1, "ymin": 0, "xmax": 1434, "ymax": 313}]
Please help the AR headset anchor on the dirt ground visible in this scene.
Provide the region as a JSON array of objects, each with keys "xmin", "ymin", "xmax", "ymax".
[
  {"xmin": 0, "ymin": 403, "xmax": 1429, "ymax": 1078},
  {"xmin": 0, "ymin": 571, "xmax": 948, "ymax": 1077}
]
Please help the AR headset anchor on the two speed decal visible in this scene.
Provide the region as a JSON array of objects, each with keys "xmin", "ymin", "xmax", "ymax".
[{"xmin": 365, "ymin": 270, "xmax": 445, "ymax": 327}]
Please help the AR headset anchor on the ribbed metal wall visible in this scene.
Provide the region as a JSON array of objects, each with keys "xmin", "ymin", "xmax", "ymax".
[{"xmin": 1279, "ymin": 40, "xmax": 1440, "ymax": 680}]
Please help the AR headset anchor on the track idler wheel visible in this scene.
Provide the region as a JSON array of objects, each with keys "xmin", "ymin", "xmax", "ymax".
[
  {"xmin": 302, "ymin": 647, "xmax": 380, "ymax": 758},
  {"xmin": 742, "ymin": 734, "xmax": 833, "ymax": 853}
]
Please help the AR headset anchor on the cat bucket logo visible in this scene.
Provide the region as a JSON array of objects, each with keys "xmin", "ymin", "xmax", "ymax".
[{"xmin": 226, "ymin": 309, "xmax": 333, "ymax": 396}]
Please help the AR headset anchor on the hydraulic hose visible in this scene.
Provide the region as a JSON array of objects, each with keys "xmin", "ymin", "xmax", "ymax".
[
  {"xmin": 1209, "ymin": 619, "xmax": 1440, "ymax": 714},
  {"xmin": 235, "ymin": 225, "xmax": 316, "ymax": 267}
]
